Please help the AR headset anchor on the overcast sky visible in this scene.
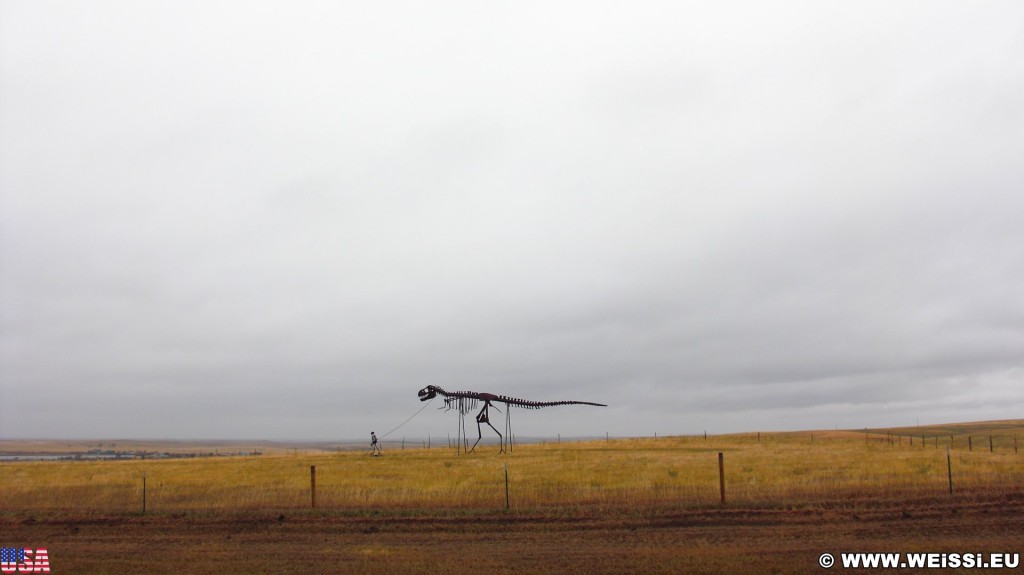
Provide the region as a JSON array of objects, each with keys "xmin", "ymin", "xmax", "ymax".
[{"xmin": 2, "ymin": 1, "xmax": 1022, "ymax": 442}]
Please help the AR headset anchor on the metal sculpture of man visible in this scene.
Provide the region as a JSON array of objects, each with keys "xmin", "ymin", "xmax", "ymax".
[{"xmin": 417, "ymin": 385, "xmax": 606, "ymax": 453}]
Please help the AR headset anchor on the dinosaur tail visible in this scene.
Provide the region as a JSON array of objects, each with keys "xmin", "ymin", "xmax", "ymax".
[{"xmin": 499, "ymin": 396, "xmax": 607, "ymax": 409}]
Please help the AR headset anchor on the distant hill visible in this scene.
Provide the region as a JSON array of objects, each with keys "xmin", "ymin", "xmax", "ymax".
[{"xmin": 864, "ymin": 419, "xmax": 1024, "ymax": 437}]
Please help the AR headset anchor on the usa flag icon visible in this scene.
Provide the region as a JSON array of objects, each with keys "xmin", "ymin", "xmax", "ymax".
[{"xmin": 1, "ymin": 547, "xmax": 50, "ymax": 573}]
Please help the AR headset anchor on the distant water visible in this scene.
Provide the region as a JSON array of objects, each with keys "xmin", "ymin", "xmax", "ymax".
[{"xmin": 0, "ymin": 454, "xmax": 131, "ymax": 461}]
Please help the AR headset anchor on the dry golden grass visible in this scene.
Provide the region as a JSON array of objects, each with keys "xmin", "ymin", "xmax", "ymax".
[{"xmin": 3, "ymin": 421, "xmax": 1022, "ymax": 515}]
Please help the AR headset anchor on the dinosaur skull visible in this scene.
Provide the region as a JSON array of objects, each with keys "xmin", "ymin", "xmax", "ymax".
[{"xmin": 418, "ymin": 386, "xmax": 438, "ymax": 401}]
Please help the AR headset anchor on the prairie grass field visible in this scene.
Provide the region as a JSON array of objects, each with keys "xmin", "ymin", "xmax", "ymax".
[
  {"xmin": 2, "ymin": 421, "xmax": 1023, "ymax": 574},
  {"xmin": 3, "ymin": 424, "xmax": 1023, "ymax": 514}
]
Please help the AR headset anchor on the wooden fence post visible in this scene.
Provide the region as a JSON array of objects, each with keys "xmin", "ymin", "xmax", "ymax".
[
  {"xmin": 989, "ymin": 436, "xmax": 994, "ymax": 453},
  {"xmin": 310, "ymin": 465, "xmax": 316, "ymax": 509},
  {"xmin": 504, "ymin": 463, "xmax": 510, "ymax": 511},
  {"xmin": 718, "ymin": 452, "xmax": 726, "ymax": 505},
  {"xmin": 968, "ymin": 436, "xmax": 973, "ymax": 452},
  {"xmin": 946, "ymin": 447, "xmax": 953, "ymax": 495},
  {"xmin": 142, "ymin": 473, "xmax": 147, "ymax": 514}
]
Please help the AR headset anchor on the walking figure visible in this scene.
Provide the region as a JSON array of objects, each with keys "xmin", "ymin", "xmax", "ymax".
[{"xmin": 370, "ymin": 431, "xmax": 381, "ymax": 456}]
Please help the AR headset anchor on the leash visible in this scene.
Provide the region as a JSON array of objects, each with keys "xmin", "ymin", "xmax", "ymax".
[{"xmin": 379, "ymin": 397, "xmax": 434, "ymax": 439}]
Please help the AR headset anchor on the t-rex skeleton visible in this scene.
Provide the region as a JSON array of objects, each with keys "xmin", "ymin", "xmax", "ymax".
[{"xmin": 417, "ymin": 385, "xmax": 606, "ymax": 453}]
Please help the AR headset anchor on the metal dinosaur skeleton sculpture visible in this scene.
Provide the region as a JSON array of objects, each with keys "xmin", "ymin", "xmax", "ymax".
[{"xmin": 418, "ymin": 385, "xmax": 606, "ymax": 453}]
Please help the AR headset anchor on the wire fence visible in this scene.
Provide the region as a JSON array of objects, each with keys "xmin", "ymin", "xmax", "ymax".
[{"xmin": 2, "ymin": 432, "xmax": 1021, "ymax": 514}]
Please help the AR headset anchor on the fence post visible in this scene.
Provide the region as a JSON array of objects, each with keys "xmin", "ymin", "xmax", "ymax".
[
  {"xmin": 968, "ymin": 436, "xmax": 973, "ymax": 452},
  {"xmin": 718, "ymin": 452, "xmax": 726, "ymax": 505},
  {"xmin": 989, "ymin": 436, "xmax": 994, "ymax": 453},
  {"xmin": 946, "ymin": 447, "xmax": 953, "ymax": 495},
  {"xmin": 504, "ymin": 463, "xmax": 510, "ymax": 511},
  {"xmin": 310, "ymin": 465, "xmax": 316, "ymax": 509},
  {"xmin": 142, "ymin": 473, "xmax": 147, "ymax": 514}
]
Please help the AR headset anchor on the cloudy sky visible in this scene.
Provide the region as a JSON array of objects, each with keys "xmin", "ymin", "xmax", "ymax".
[{"xmin": 2, "ymin": 1, "xmax": 1022, "ymax": 441}]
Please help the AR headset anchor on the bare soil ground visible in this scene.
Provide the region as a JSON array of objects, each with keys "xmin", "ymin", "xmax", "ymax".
[{"xmin": 5, "ymin": 492, "xmax": 1022, "ymax": 574}]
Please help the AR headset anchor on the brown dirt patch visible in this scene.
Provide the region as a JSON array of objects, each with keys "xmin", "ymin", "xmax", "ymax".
[{"xmin": 4, "ymin": 494, "xmax": 1022, "ymax": 574}]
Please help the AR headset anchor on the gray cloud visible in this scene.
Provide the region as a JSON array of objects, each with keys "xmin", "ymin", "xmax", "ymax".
[{"xmin": 2, "ymin": 1, "xmax": 1023, "ymax": 440}]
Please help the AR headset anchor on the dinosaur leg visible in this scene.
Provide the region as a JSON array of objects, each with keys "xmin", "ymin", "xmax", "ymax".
[
  {"xmin": 471, "ymin": 413, "xmax": 484, "ymax": 453},
  {"xmin": 485, "ymin": 419, "xmax": 504, "ymax": 453},
  {"xmin": 470, "ymin": 404, "xmax": 484, "ymax": 452},
  {"xmin": 471, "ymin": 402, "xmax": 500, "ymax": 453},
  {"xmin": 488, "ymin": 403, "xmax": 506, "ymax": 453}
]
